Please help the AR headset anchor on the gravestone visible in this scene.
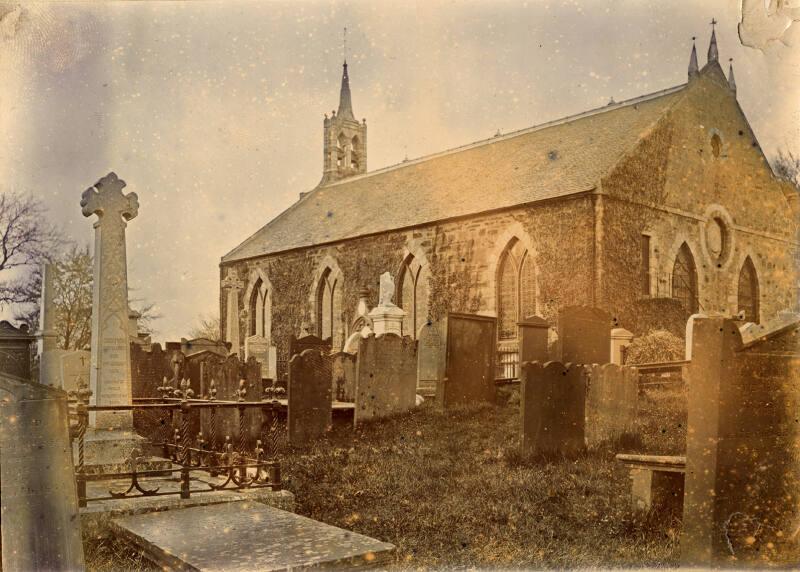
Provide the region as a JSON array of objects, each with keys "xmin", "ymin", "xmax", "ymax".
[
  {"xmin": 416, "ymin": 319, "xmax": 444, "ymax": 395},
  {"xmin": 81, "ymin": 172, "xmax": 138, "ymax": 429},
  {"xmin": 585, "ymin": 363, "xmax": 638, "ymax": 446},
  {"xmin": 38, "ymin": 262, "xmax": 65, "ymax": 386},
  {"xmin": 0, "ymin": 372, "xmax": 85, "ymax": 571},
  {"xmin": 557, "ymin": 306, "xmax": 611, "ymax": 365},
  {"xmin": 288, "ymin": 349, "xmax": 332, "ymax": 446},
  {"xmin": 520, "ymin": 361, "xmax": 585, "ymax": 456},
  {"xmin": 354, "ymin": 334, "xmax": 417, "ymax": 424},
  {"xmin": 0, "ymin": 320, "xmax": 35, "ymax": 380},
  {"xmin": 681, "ymin": 316, "xmax": 800, "ymax": 566},
  {"xmin": 245, "ymin": 335, "xmax": 270, "ymax": 376},
  {"xmin": 331, "ymin": 351, "xmax": 357, "ymax": 402},
  {"xmin": 60, "ymin": 350, "xmax": 91, "ymax": 393},
  {"xmin": 439, "ymin": 313, "xmax": 496, "ymax": 407},
  {"xmin": 519, "ymin": 315, "xmax": 550, "ymax": 364},
  {"xmin": 222, "ymin": 269, "xmax": 244, "ymax": 356},
  {"xmin": 610, "ymin": 328, "xmax": 634, "ymax": 365}
]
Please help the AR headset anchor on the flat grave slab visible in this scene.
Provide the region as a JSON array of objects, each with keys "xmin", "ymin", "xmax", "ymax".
[{"xmin": 110, "ymin": 500, "xmax": 396, "ymax": 571}]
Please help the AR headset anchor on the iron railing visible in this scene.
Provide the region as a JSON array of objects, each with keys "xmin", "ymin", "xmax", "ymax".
[{"xmin": 69, "ymin": 378, "xmax": 286, "ymax": 508}]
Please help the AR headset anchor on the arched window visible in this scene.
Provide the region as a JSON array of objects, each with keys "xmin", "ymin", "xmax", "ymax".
[
  {"xmin": 737, "ymin": 257, "xmax": 759, "ymax": 323},
  {"xmin": 316, "ymin": 268, "xmax": 339, "ymax": 342},
  {"xmin": 711, "ymin": 133, "xmax": 722, "ymax": 158},
  {"xmin": 249, "ymin": 278, "xmax": 271, "ymax": 340},
  {"xmin": 497, "ymin": 238, "xmax": 537, "ymax": 340},
  {"xmin": 351, "ymin": 136, "xmax": 361, "ymax": 170},
  {"xmin": 672, "ymin": 242, "xmax": 699, "ymax": 314},
  {"xmin": 337, "ymin": 132, "xmax": 350, "ymax": 169},
  {"xmin": 397, "ymin": 254, "xmax": 430, "ymax": 339}
]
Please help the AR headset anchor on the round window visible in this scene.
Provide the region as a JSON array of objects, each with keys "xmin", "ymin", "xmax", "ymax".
[{"xmin": 705, "ymin": 217, "xmax": 729, "ymax": 264}]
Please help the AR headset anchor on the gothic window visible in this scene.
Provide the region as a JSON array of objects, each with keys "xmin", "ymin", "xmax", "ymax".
[
  {"xmin": 497, "ymin": 238, "xmax": 536, "ymax": 340},
  {"xmin": 711, "ymin": 133, "xmax": 722, "ymax": 158},
  {"xmin": 351, "ymin": 136, "xmax": 360, "ymax": 170},
  {"xmin": 249, "ymin": 278, "xmax": 271, "ymax": 340},
  {"xmin": 397, "ymin": 254, "xmax": 430, "ymax": 339},
  {"xmin": 316, "ymin": 268, "xmax": 338, "ymax": 342},
  {"xmin": 672, "ymin": 243, "xmax": 699, "ymax": 314},
  {"xmin": 737, "ymin": 257, "xmax": 759, "ymax": 323}
]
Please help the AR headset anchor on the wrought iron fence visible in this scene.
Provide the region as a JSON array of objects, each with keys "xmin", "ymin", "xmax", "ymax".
[
  {"xmin": 496, "ymin": 340, "xmax": 519, "ymax": 381},
  {"xmin": 69, "ymin": 378, "xmax": 287, "ymax": 508}
]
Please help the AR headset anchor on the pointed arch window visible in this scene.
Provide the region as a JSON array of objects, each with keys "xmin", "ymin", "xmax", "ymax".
[
  {"xmin": 672, "ymin": 243, "xmax": 699, "ymax": 314},
  {"xmin": 249, "ymin": 278, "xmax": 271, "ymax": 341},
  {"xmin": 316, "ymin": 268, "xmax": 340, "ymax": 343},
  {"xmin": 397, "ymin": 254, "xmax": 430, "ymax": 339},
  {"xmin": 497, "ymin": 238, "xmax": 537, "ymax": 340},
  {"xmin": 737, "ymin": 257, "xmax": 759, "ymax": 323}
]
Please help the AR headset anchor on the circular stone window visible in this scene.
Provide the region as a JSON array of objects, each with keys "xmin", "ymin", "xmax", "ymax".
[{"xmin": 705, "ymin": 217, "xmax": 729, "ymax": 264}]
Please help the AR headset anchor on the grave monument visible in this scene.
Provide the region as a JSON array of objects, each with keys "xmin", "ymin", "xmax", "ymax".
[{"xmin": 367, "ymin": 272, "xmax": 406, "ymax": 336}]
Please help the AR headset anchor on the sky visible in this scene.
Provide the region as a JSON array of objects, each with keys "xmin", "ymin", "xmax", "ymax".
[{"xmin": 0, "ymin": 0, "xmax": 797, "ymax": 342}]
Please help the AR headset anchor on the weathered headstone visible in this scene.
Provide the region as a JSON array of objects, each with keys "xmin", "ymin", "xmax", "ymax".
[
  {"xmin": 0, "ymin": 373, "xmax": 85, "ymax": 571},
  {"xmin": 416, "ymin": 319, "xmax": 445, "ymax": 395},
  {"xmin": 585, "ymin": 363, "xmax": 638, "ymax": 446},
  {"xmin": 81, "ymin": 172, "xmax": 138, "ymax": 429},
  {"xmin": 60, "ymin": 350, "xmax": 91, "ymax": 394},
  {"xmin": 222, "ymin": 268, "xmax": 244, "ymax": 356},
  {"xmin": 439, "ymin": 313, "xmax": 496, "ymax": 407},
  {"xmin": 287, "ymin": 349, "xmax": 332, "ymax": 446},
  {"xmin": 354, "ymin": 333, "xmax": 417, "ymax": 424},
  {"xmin": 681, "ymin": 316, "xmax": 800, "ymax": 566},
  {"xmin": 245, "ymin": 334, "xmax": 270, "ymax": 375},
  {"xmin": 0, "ymin": 321, "xmax": 35, "ymax": 380},
  {"xmin": 38, "ymin": 262, "xmax": 66, "ymax": 386},
  {"xmin": 331, "ymin": 351, "xmax": 357, "ymax": 402},
  {"xmin": 520, "ymin": 361, "xmax": 585, "ymax": 456},
  {"xmin": 609, "ymin": 327, "xmax": 634, "ymax": 365},
  {"xmin": 557, "ymin": 306, "xmax": 611, "ymax": 365},
  {"xmin": 519, "ymin": 315, "xmax": 550, "ymax": 364}
]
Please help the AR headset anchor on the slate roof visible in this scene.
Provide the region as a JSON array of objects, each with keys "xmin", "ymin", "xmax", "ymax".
[{"xmin": 223, "ymin": 84, "xmax": 686, "ymax": 262}]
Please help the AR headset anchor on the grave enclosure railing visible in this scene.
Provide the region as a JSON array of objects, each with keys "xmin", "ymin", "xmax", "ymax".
[{"xmin": 69, "ymin": 380, "xmax": 286, "ymax": 508}]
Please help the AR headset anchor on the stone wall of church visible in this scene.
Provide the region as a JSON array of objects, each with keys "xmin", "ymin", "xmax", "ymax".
[
  {"xmin": 599, "ymin": 72, "xmax": 798, "ymax": 335},
  {"xmin": 220, "ymin": 194, "xmax": 596, "ymax": 379}
]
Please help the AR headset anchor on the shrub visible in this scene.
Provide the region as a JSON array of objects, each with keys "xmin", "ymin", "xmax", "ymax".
[{"xmin": 625, "ymin": 330, "xmax": 684, "ymax": 364}]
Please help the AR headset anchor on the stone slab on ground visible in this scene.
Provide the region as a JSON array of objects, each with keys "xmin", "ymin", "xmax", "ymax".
[
  {"xmin": 81, "ymin": 474, "xmax": 294, "ymax": 540},
  {"xmin": 110, "ymin": 500, "xmax": 395, "ymax": 571}
]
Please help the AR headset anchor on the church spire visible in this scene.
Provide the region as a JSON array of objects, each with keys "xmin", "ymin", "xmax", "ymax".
[
  {"xmin": 728, "ymin": 58, "xmax": 737, "ymax": 93},
  {"xmin": 688, "ymin": 37, "xmax": 699, "ymax": 78},
  {"xmin": 707, "ymin": 18, "xmax": 719, "ymax": 63},
  {"xmin": 337, "ymin": 61, "xmax": 356, "ymax": 121}
]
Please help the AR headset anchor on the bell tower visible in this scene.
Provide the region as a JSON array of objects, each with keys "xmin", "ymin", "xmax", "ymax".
[{"xmin": 322, "ymin": 58, "xmax": 367, "ymax": 185}]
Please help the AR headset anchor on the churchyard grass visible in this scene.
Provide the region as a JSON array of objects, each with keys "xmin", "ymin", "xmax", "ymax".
[
  {"xmin": 82, "ymin": 385, "xmax": 685, "ymax": 570},
  {"xmin": 283, "ymin": 390, "xmax": 684, "ymax": 569}
]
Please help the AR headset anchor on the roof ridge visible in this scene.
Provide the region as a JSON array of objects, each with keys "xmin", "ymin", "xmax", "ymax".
[{"xmin": 322, "ymin": 83, "xmax": 687, "ymax": 189}]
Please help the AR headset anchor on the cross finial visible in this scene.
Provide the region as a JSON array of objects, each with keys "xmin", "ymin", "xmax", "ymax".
[
  {"xmin": 80, "ymin": 172, "xmax": 139, "ymax": 224},
  {"xmin": 710, "ymin": 18, "xmax": 717, "ymax": 29}
]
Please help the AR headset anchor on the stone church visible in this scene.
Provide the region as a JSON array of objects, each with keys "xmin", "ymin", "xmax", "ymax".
[{"xmin": 219, "ymin": 30, "xmax": 798, "ymax": 381}]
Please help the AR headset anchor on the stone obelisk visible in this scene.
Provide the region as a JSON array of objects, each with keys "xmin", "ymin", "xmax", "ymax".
[
  {"xmin": 81, "ymin": 172, "xmax": 139, "ymax": 429},
  {"xmin": 37, "ymin": 262, "xmax": 61, "ymax": 386}
]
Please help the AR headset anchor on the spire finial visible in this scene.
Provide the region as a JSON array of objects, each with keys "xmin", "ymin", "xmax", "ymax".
[
  {"xmin": 336, "ymin": 30, "xmax": 355, "ymax": 121},
  {"xmin": 708, "ymin": 18, "xmax": 719, "ymax": 62},
  {"xmin": 727, "ymin": 57, "xmax": 737, "ymax": 93},
  {"xmin": 688, "ymin": 36, "xmax": 699, "ymax": 77}
]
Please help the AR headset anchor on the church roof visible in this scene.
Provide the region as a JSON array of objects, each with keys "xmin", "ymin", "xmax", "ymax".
[{"xmin": 223, "ymin": 84, "xmax": 686, "ymax": 263}]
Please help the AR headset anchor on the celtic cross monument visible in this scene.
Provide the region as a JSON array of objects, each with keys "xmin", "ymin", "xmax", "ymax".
[{"xmin": 81, "ymin": 172, "xmax": 139, "ymax": 429}]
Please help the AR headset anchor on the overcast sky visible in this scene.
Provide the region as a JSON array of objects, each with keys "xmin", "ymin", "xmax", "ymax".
[{"xmin": 0, "ymin": 0, "xmax": 797, "ymax": 341}]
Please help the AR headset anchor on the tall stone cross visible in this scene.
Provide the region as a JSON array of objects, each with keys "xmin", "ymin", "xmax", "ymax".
[
  {"xmin": 81, "ymin": 172, "xmax": 139, "ymax": 429},
  {"xmin": 222, "ymin": 268, "xmax": 244, "ymax": 356}
]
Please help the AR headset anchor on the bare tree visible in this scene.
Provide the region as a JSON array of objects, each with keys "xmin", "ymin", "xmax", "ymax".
[
  {"xmin": 772, "ymin": 149, "xmax": 800, "ymax": 191},
  {"xmin": 0, "ymin": 192, "xmax": 63, "ymax": 308},
  {"xmin": 188, "ymin": 313, "xmax": 222, "ymax": 341}
]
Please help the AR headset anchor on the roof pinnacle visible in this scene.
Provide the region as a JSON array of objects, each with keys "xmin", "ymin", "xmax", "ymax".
[
  {"xmin": 688, "ymin": 36, "xmax": 699, "ymax": 77},
  {"xmin": 708, "ymin": 18, "xmax": 719, "ymax": 62},
  {"xmin": 728, "ymin": 58, "xmax": 737, "ymax": 93}
]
